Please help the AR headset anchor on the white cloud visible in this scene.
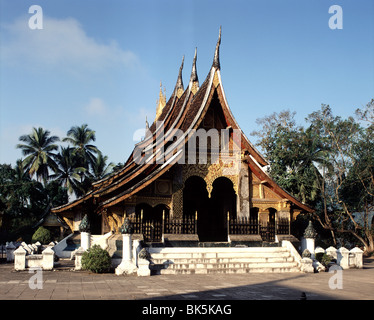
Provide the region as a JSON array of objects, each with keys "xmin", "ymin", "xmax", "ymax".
[
  {"xmin": 85, "ymin": 98, "xmax": 107, "ymax": 116},
  {"xmin": 1, "ymin": 16, "xmax": 139, "ymax": 73}
]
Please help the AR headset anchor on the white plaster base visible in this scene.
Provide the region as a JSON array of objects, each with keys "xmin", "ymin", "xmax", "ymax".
[
  {"xmin": 137, "ymin": 259, "xmax": 151, "ymax": 277},
  {"xmin": 115, "ymin": 260, "xmax": 137, "ymax": 275}
]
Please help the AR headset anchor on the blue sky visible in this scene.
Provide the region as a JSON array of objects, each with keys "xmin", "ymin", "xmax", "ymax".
[{"xmin": 1, "ymin": 0, "xmax": 373, "ymax": 166}]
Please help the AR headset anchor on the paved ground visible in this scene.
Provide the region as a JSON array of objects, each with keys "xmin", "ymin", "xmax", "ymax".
[{"xmin": 0, "ymin": 257, "xmax": 373, "ymax": 301}]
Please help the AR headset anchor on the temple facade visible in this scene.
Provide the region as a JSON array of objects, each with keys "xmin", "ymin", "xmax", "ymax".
[{"xmin": 52, "ymin": 28, "xmax": 313, "ymax": 245}]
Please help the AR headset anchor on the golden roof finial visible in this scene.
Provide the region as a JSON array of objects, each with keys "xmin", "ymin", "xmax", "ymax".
[{"xmin": 156, "ymin": 80, "xmax": 166, "ymax": 120}]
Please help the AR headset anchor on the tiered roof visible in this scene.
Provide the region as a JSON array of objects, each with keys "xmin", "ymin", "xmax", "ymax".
[{"xmin": 52, "ymin": 27, "xmax": 313, "ymax": 215}]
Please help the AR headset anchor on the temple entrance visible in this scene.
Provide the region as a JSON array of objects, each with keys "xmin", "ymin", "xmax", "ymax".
[
  {"xmin": 259, "ymin": 208, "xmax": 276, "ymax": 242},
  {"xmin": 183, "ymin": 176, "xmax": 209, "ymax": 242},
  {"xmin": 183, "ymin": 176, "xmax": 236, "ymax": 242},
  {"xmin": 135, "ymin": 203, "xmax": 170, "ymax": 242}
]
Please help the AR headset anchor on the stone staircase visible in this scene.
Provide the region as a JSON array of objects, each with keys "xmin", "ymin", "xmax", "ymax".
[{"xmin": 148, "ymin": 246, "xmax": 300, "ymax": 274}]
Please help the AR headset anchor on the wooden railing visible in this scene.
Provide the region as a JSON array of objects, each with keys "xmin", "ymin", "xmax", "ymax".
[
  {"xmin": 228, "ymin": 217, "xmax": 259, "ymax": 235},
  {"xmin": 129, "ymin": 214, "xmax": 290, "ymax": 243},
  {"xmin": 164, "ymin": 215, "xmax": 196, "ymax": 235},
  {"xmin": 277, "ymin": 218, "xmax": 290, "ymax": 235},
  {"xmin": 129, "ymin": 214, "xmax": 197, "ymax": 242}
]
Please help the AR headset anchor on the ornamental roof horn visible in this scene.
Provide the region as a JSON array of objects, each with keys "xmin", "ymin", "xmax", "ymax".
[
  {"xmin": 213, "ymin": 26, "xmax": 222, "ymax": 69},
  {"xmin": 190, "ymin": 47, "xmax": 198, "ymax": 83},
  {"xmin": 173, "ymin": 55, "xmax": 184, "ymax": 96}
]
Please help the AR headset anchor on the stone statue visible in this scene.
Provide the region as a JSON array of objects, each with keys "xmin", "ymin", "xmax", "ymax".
[
  {"xmin": 303, "ymin": 220, "xmax": 317, "ymax": 239},
  {"xmin": 138, "ymin": 248, "xmax": 151, "ymax": 260},
  {"xmin": 119, "ymin": 217, "xmax": 133, "ymax": 234},
  {"xmin": 78, "ymin": 214, "xmax": 90, "ymax": 233}
]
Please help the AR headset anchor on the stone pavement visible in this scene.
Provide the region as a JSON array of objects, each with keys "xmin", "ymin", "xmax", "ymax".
[{"xmin": 0, "ymin": 257, "xmax": 373, "ymax": 301}]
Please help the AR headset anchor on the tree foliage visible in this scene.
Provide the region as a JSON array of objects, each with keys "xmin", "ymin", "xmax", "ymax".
[
  {"xmin": 16, "ymin": 127, "xmax": 59, "ymax": 184},
  {"xmin": 1, "ymin": 124, "xmax": 119, "ymax": 242},
  {"xmin": 32, "ymin": 226, "xmax": 52, "ymax": 244},
  {"xmin": 81, "ymin": 244, "xmax": 112, "ymax": 273},
  {"xmin": 252, "ymin": 100, "xmax": 374, "ymax": 253}
]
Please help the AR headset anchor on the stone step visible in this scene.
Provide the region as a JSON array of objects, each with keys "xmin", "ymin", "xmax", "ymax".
[
  {"xmin": 149, "ymin": 246, "xmax": 287, "ymax": 253},
  {"xmin": 151, "ymin": 256, "xmax": 294, "ymax": 264},
  {"xmin": 159, "ymin": 267, "xmax": 300, "ymax": 275},
  {"xmin": 150, "ymin": 251, "xmax": 291, "ymax": 260},
  {"xmin": 153, "ymin": 261, "xmax": 298, "ymax": 270},
  {"xmin": 149, "ymin": 247, "xmax": 288, "ymax": 255},
  {"xmin": 148, "ymin": 246, "xmax": 300, "ymax": 274},
  {"xmin": 149, "ymin": 248, "xmax": 291, "ymax": 261}
]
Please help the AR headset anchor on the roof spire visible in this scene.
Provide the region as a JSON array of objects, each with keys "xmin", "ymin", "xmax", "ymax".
[
  {"xmin": 145, "ymin": 116, "xmax": 149, "ymax": 131},
  {"xmin": 173, "ymin": 56, "xmax": 184, "ymax": 98},
  {"xmin": 213, "ymin": 26, "xmax": 222, "ymax": 69},
  {"xmin": 156, "ymin": 81, "xmax": 166, "ymax": 120},
  {"xmin": 190, "ymin": 47, "xmax": 198, "ymax": 83}
]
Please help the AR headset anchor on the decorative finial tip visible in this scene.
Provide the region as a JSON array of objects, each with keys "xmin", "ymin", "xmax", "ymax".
[
  {"xmin": 213, "ymin": 26, "xmax": 222, "ymax": 69},
  {"xmin": 190, "ymin": 47, "xmax": 198, "ymax": 83}
]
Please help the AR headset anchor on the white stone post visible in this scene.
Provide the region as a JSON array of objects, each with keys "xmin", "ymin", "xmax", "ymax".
[
  {"xmin": 21, "ymin": 242, "xmax": 32, "ymax": 255},
  {"xmin": 115, "ymin": 218, "xmax": 137, "ymax": 275},
  {"xmin": 302, "ymin": 220, "xmax": 317, "ymax": 259},
  {"xmin": 122, "ymin": 233, "xmax": 132, "ymax": 261},
  {"xmin": 137, "ymin": 258, "xmax": 151, "ymax": 276},
  {"xmin": 132, "ymin": 239, "xmax": 141, "ymax": 267},
  {"xmin": 79, "ymin": 214, "xmax": 91, "ymax": 251},
  {"xmin": 337, "ymin": 247, "xmax": 349, "ymax": 269},
  {"xmin": 326, "ymin": 246, "xmax": 337, "ymax": 261},
  {"xmin": 349, "ymin": 247, "xmax": 363, "ymax": 268},
  {"xmin": 14, "ymin": 246, "xmax": 26, "ymax": 271},
  {"xmin": 80, "ymin": 232, "xmax": 91, "ymax": 251},
  {"xmin": 300, "ymin": 257, "xmax": 314, "ymax": 273},
  {"xmin": 6, "ymin": 242, "xmax": 16, "ymax": 262},
  {"xmin": 42, "ymin": 247, "xmax": 54, "ymax": 270},
  {"xmin": 74, "ymin": 247, "xmax": 86, "ymax": 270}
]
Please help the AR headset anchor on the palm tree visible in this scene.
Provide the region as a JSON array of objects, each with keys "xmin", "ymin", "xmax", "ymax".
[
  {"xmin": 90, "ymin": 151, "xmax": 114, "ymax": 181},
  {"xmin": 50, "ymin": 146, "xmax": 86, "ymax": 197},
  {"xmin": 16, "ymin": 127, "xmax": 60, "ymax": 184},
  {"xmin": 62, "ymin": 124, "xmax": 98, "ymax": 170},
  {"xmin": 13, "ymin": 159, "xmax": 31, "ymax": 183}
]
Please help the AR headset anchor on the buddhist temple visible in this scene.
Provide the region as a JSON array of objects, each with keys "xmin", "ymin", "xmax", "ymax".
[{"xmin": 51, "ymin": 27, "xmax": 313, "ymax": 246}]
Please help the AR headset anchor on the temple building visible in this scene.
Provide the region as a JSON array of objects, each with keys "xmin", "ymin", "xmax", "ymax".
[{"xmin": 52, "ymin": 28, "xmax": 313, "ymax": 246}]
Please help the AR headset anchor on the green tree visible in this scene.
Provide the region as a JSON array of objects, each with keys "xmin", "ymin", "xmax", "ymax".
[
  {"xmin": 16, "ymin": 127, "xmax": 59, "ymax": 184},
  {"xmin": 306, "ymin": 103, "xmax": 374, "ymax": 253},
  {"xmin": 32, "ymin": 226, "xmax": 52, "ymax": 244},
  {"xmin": 90, "ymin": 151, "xmax": 114, "ymax": 182},
  {"xmin": 63, "ymin": 124, "xmax": 99, "ymax": 171},
  {"xmin": 51, "ymin": 146, "xmax": 86, "ymax": 197},
  {"xmin": 251, "ymin": 110, "xmax": 323, "ymax": 206},
  {"xmin": 0, "ymin": 161, "xmax": 46, "ymax": 241}
]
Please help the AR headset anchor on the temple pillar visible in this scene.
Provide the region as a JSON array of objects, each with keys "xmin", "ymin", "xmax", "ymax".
[
  {"xmin": 238, "ymin": 162, "xmax": 250, "ymax": 218},
  {"xmin": 172, "ymin": 186, "xmax": 183, "ymax": 218}
]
